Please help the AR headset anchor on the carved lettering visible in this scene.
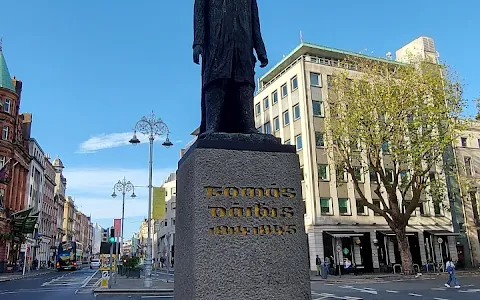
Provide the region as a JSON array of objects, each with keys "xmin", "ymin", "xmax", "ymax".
[
  {"xmin": 209, "ymin": 225, "xmax": 298, "ymax": 236},
  {"xmin": 205, "ymin": 186, "xmax": 296, "ymax": 198}
]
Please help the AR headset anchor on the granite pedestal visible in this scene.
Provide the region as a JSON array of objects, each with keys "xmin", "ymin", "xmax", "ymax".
[{"xmin": 174, "ymin": 134, "xmax": 311, "ymax": 300}]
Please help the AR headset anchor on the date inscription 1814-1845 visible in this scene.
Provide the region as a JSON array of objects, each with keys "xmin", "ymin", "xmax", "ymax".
[{"xmin": 193, "ymin": 0, "xmax": 269, "ymax": 137}]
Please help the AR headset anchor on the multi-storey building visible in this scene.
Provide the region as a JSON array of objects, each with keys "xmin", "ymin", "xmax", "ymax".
[
  {"xmin": 131, "ymin": 232, "xmax": 140, "ymax": 257},
  {"xmin": 155, "ymin": 173, "xmax": 176, "ymax": 267},
  {"xmin": 52, "ymin": 157, "xmax": 66, "ymax": 247},
  {"xmin": 0, "ymin": 46, "xmax": 32, "ymax": 271},
  {"xmin": 40, "ymin": 155, "xmax": 56, "ymax": 264},
  {"xmin": 25, "ymin": 138, "xmax": 45, "ymax": 264},
  {"xmin": 25, "ymin": 138, "xmax": 45, "ymax": 212},
  {"xmin": 123, "ymin": 239, "xmax": 132, "ymax": 257},
  {"xmin": 453, "ymin": 122, "xmax": 480, "ymax": 267},
  {"xmin": 91, "ymin": 222, "xmax": 103, "ymax": 256},
  {"xmin": 253, "ymin": 37, "xmax": 459, "ymax": 272},
  {"xmin": 63, "ymin": 196, "xmax": 75, "ymax": 241}
]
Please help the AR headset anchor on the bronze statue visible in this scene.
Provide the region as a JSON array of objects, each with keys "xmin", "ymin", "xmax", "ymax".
[{"xmin": 193, "ymin": 0, "xmax": 268, "ymax": 136}]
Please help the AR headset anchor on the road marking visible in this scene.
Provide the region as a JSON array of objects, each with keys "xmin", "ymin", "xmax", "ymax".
[
  {"xmin": 434, "ymin": 298, "xmax": 450, "ymax": 300},
  {"xmin": 339, "ymin": 285, "xmax": 377, "ymax": 295},
  {"xmin": 80, "ymin": 269, "xmax": 100, "ymax": 288},
  {"xmin": 141, "ymin": 296, "xmax": 173, "ymax": 299},
  {"xmin": 432, "ymin": 288, "xmax": 447, "ymax": 291},
  {"xmin": 459, "ymin": 289, "xmax": 480, "ymax": 293},
  {"xmin": 386, "ymin": 290, "xmax": 399, "ymax": 293},
  {"xmin": 408, "ymin": 293, "xmax": 422, "ymax": 297}
]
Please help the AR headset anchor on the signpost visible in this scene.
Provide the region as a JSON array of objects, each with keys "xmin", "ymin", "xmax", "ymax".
[
  {"xmin": 336, "ymin": 244, "xmax": 342, "ymax": 277},
  {"xmin": 438, "ymin": 237, "xmax": 444, "ymax": 271},
  {"xmin": 101, "ymin": 270, "xmax": 109, "ymax": 288}
]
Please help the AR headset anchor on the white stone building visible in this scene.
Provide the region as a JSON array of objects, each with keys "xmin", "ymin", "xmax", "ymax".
[
  {"xmin": 92, "ymin": 222, "xmax": 104, "ymax": 256},
  {"xmin": 253, "ymin": 36, "xmax": 458, "ymax": 272}
]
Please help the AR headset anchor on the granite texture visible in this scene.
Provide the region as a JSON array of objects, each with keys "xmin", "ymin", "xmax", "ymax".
[{"xmin": 174, "ymin": 147, "xmax": 311, "ymax": 300}]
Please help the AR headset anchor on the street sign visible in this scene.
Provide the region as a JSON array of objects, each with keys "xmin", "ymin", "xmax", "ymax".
[
  {"xmin": 336, "ymin": 245, "xmax": 342, "ymax": 252},
  {"xmin": 20, "ymin": 244, "xmax": 27, "ymax": 252},
  {"xmin": 437, "ymin": 237, "xmax": 443, "ymax": 244},
  {"xmin": 102, "ymin": 271, "xmax": 109, "ymax": 278}
]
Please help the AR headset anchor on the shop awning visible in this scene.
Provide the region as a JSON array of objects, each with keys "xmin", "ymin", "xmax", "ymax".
[
  {"xmin": 11, "ymin": 207, "xmax": 39, "ymax": 235},
  {"xmin": 378, "ymin": 230, "xmax": 416, "ymax": 236},
  {"xmin": 426, "ymin": 230, "xmax": 459, "ymax": 236},
  {"xmin": 325, "ymin": 231, "xmax": 365, "ymax": 238}
]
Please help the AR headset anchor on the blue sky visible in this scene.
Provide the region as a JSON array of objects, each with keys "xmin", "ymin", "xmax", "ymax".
[{"xmin": 1, "ymin": 0, "xmax": 479, "ymax": 239}]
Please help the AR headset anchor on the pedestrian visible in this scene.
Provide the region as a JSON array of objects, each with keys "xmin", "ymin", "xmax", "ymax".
[
  {"xmin": 316, "ymin": 255, "xmax": 322, "ymax": 276},
  {"xmin": 444, "ymin": 258, "xmax": 460, "ymax": 288}
]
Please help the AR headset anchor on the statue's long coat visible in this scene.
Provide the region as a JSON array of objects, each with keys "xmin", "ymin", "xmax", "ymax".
[{"xmin": 194, "ymin": 0, "xmax": 267, "ymax": 88}]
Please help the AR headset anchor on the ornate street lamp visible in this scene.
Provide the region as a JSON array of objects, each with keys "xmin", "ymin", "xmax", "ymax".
[{"xmin": 129, "ymin": 111, "xmax": 172, "ymax": 288}]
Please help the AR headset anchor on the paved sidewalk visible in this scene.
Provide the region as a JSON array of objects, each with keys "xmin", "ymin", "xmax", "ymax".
[
  {"xmin": 0, "ymin": 269, "xmax": 55, "ymax": 282},
  {"xmin": 94, "ymin": 275, "xmax": 174, "ymax": 294}
]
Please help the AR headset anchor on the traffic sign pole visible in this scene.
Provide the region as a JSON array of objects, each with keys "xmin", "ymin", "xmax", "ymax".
[{"xmin": 336, "ymin": 244, "xmax": 342, "ymax": 277}]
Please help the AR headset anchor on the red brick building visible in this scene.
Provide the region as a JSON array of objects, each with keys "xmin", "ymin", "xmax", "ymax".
[{"xmin": 0, "ymin": 45, "xmax": 32, "ymax": 268}]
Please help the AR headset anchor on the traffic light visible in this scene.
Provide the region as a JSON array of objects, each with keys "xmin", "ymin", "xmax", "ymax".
[
  {"xmin": 109, "ymin": 228, "xmax": 115, "ymax": 243},
  {"xmin": 101, "ymin": 229, "xmax": 108, "ymax": 242}
]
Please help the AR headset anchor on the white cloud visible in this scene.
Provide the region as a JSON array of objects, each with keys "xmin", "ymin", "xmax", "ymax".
[
  {"xmin": 63, "ymin": 167, "xmax": 175, "ymax": 219},
  {"xmin": 76, "ymin": 132, "xmax": 175, "ymax": 153}
]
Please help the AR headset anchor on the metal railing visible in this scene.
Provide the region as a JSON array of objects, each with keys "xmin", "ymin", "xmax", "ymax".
[{"xmin": 257, "ymin": 55, "xmax": 359, "ymax": 94}]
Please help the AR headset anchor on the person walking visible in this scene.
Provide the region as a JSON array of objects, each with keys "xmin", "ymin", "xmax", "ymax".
[
  {"xmin": 444, "ymin": 258, "xmax": 460, "ymax": 288},
  {"xmin": 316, "ymin": 255, "xmax": 322, "ymax": 276}
]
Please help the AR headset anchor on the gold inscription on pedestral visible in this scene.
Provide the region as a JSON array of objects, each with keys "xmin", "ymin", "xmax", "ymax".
[
  {"xmin": 205, "ymin": 186, "xmax": 296, "ymax": 198},
  {"xmin": 204, "ymin": 186, "xmax": 298, "ymax": 236}
]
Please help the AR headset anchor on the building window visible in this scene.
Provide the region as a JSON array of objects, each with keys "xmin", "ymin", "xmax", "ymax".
[
  {"xmin": 272, "ymin": 90, "xmax": 278, "ymax": 104},
  {"xmin": 461, "ymin": 137, "xmax": 467, "ymax": 147},
  {"xmin": 356, "ymin": 200, "xmax": 367, "ymax": 216},
  {"xmin": 320, "ymin": 198, "xmax": 332, "ymax": 215},
  {"xmin": 0, "ymin": 155, "xmax": 4, "ymax": 167},
  {"xmin": 318, "ymin": 164, "xmax": 329, "ymax": 181},
  {"xmin": 281, "ymin": 83, "xmax": 288, "ymax": 98},
  {"xmin": 338, "ymin": 198, "xmax": 351, "ymax": 216},
  {"xmin": 315, "ymin": 132, "xmax": 324, "ymax": 147},
  {"xmin": 434, "ymin": 201, "xmax": 442, "ymax": 216},
  {"xmin": 478, "ymin": 139, "xmax": 480, "ymax": 148},
  {"xmin": 310, "ymin": 72, "xmax": 321, "ymax": 87},
  {"xmin": 382, "ymin": 141, "xmax": 390, "ymax": 153},
  {"xmin": 353, "ymin": 167, "xmax": 363, "ymax": 182},
  {"xmin": 312, "ymin": 101, "xmax": 324, "ymax": 117},
  {"xmin": 285, "ymin": 139, "xmax": 290, "ymax": 145},
  {"xmin": 369, "ymin": 170, "xmax": 377, "ymax": 183},
  {"xmin": 172, "ymin": 218, "xmax": 176, "ymax": 226},
  {"xmin": 419, "ymin": 201, "xmax": 426, "ymax": 216},
  {"xmin": 336, "ymin": 168, "xmax": 346, "ymax": 182},
  {"xmin": 4, "ymin": 99, "xmax": 10, "ymax": 113},
  {"xmin": 1, "ymin": 127, "xmax": 8, "ymax": 141},
  {"xmin": 373, "ymin": 200, "xmax": 382, "ymax": 216},
  {"xmin": 264, "ymin": 96, "xmax": 269, "ymax": 110},
  {"xmin": 264, "ymin": 121, "xmax": 271, "ymax": 135},
  {"xmin": 300, "ymin": 167, "xmax": 304, "ymax": 181},
  {"xmin": 470, "ymin": 192, "xmax": 479, "ymax": 223},
  {"xmin": 256, "ymin": 126, "xmax": 262, "ymax": 133},
  {"xmin": 283, "ymin": 110, "xmax": 290, "ymax": 126},
  {"xmin": 327, "ymin": 75, "xmax": 333, "ymax": 87},
  {"xmin": 273, "ymin": 117, "xmax": 280, "ymax": 131},
  {"xmin": 464, "ymin": 156, "xmax": 472, "ymax": 176},
  {"xmin": 293, "ymin": 104, "xmax": 300, "ymax": 120},
  {"xmin": 255, "ymin": 103, "xmax": 261, "ymax": 115},
  {"xmin": 291, "ymin": 75, "xmax": 298, "ymax": 91},
  {"xmin": 385, "ymin": 169, "xmax": 394, "ymax": 183},
  {"xmin": 295, "ymin": 134, "xmax": 302, "ymax": 150}
]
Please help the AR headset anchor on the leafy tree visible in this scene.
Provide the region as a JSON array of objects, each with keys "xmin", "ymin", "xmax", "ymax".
[{"xmin": 326, "ymin": 56, "xmax": 464, "ymax": 274}]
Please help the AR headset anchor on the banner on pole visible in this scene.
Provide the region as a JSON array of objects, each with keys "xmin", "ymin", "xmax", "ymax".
[
  {"xmin": 152, "ymin": 187, "xmax": 166, "ymax": 220},
  {"xmin": 114, "ymin": 219, "xmax": 121, "ymax": 237}
]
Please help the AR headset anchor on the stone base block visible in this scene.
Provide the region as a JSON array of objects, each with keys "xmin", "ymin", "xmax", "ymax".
[{"xmin": 174, "ymin": 140, "xmax": 311, "ymax": 300}]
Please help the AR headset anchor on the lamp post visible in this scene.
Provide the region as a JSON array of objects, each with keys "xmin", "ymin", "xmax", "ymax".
[
  {"xmin": 129, "ymin": 111, "xmax": 173, "ymax": 288},
  {"xmin": 111, "ymin": 178, "xmax": 136, "ymax": 257}
]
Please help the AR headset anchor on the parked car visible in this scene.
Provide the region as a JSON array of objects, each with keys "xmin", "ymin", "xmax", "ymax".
[{"xmin": 90, "ymin": 259, "xmax": 101, "ymax": 269}]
